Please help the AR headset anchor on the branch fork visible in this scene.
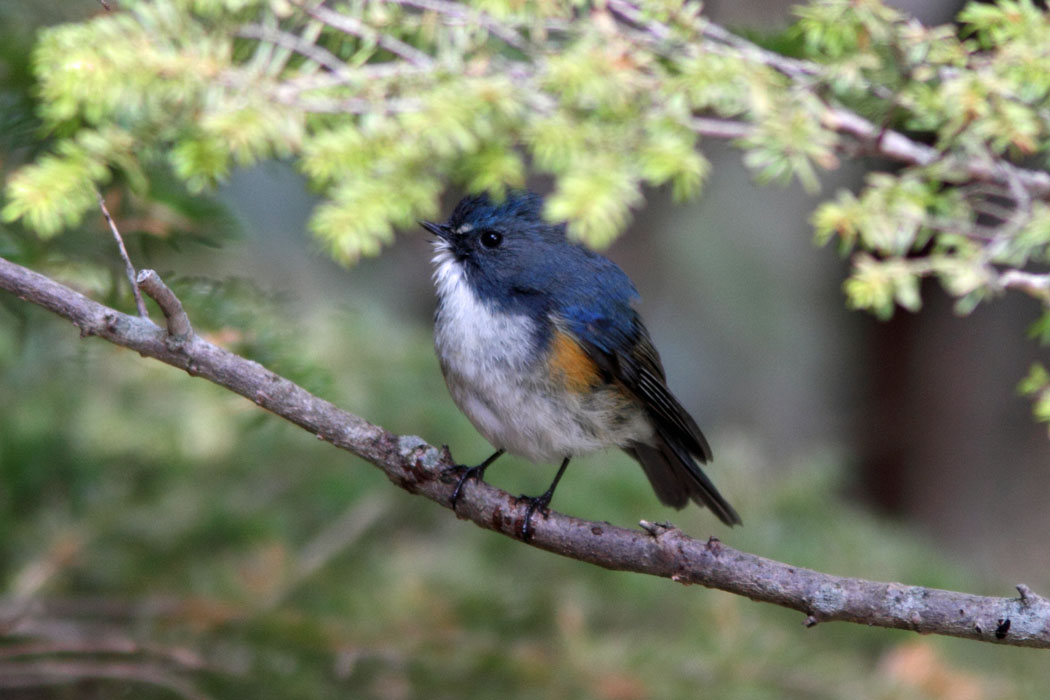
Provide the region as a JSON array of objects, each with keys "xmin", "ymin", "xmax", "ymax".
[{"xmin": 135, "ymin": 269, "xmax": 192, "ymax": 340}]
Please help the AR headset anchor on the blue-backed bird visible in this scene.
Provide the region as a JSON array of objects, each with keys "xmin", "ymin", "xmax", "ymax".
[{"xmin": 421, "ymin": 192, "xmax": 740, "ymax": 539}]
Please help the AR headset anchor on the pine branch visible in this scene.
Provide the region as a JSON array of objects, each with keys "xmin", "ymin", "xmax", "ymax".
[
  {"xmin": 257, "ymin": 2, "xmax": 1050, "ymax": 201},
  {"xmin": 605, "ymin": 2, "xmax": 1050, "ymax": 199},
  {"xmin": 2, "ymin": 253, "xmax": 1048, "ymax": 649}
]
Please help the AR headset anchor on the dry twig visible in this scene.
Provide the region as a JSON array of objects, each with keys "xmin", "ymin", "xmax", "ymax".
[{"xmin": 97, "ymin": 192, "xmax": 149, "ymax": 318}]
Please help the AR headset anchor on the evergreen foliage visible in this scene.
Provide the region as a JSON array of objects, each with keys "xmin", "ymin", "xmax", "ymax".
[
  {"xmin": 12, "ymin": 0, "xmax": 1048, "ymax": 425},
  {"xmin": 7, "ymin": 0, "xmax": 1050, "ymax": 422}
]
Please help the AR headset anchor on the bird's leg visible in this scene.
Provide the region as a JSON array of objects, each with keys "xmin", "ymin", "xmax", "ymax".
[
  {"xmin": 519, "ymin": 457, "xmax": 571, "ymax": 541},
  {"xmin": 449, "ymin": 448, "xmax": 505, "ymax": 510}
]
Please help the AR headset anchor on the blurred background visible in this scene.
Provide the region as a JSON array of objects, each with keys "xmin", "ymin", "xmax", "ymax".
[{"xmin": 1, "ymin": 1, "xmax": 1048, "ymax": 698}]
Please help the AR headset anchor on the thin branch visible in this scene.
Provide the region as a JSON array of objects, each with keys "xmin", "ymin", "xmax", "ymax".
[
  {"xmin": 0, "ymin": 639, "xmax": 208, "ymax": 671},
  {"xmin": 607, "ymin": 0, "xmax": 820, "ymax": 82},
  {"xmin": 298, "ymin": 2, "xmax": 435, "ymax": 69},
  {"xmin": 135, "ymin": 269, "xmax": 192, "ymax": 339},
  {"xmin": 264, "ymin": 60, "xmax": 436, "ymax": 94},
  {"xmin": 820, "ymin": 107, "xmax": 1050, "ymax": 198},
  {"xmin": 691, "ymin": 117, "xmax": 753, "ymax": 141},
  {"xmin": 0, "ymin": 659, "xmax": 205, "ymax": 699},
  {"xmin": 237, "ymin": 23, "xmax": 353, "ymax": 76},
  {"xmin": 1, "ymin": 596, "xmax": 251, "ymax": 677},
  {"xmin": 999, "ymin": 270, "xmax": 1050, "ymax": 302},
  {"xmin": 606, "ymin": 0, "xmax": 673, "ymax": 42},
  {"xmin": 970, "ymin": 199, "xmax": 1020, "ymax": 224},
  {"xmin": 2, "ymin": 254, "xmax": 1050, "ymax": 649},
  {"xmin": 97, "ymin": 192, "xmax": 149, "ymax": 319},
  {"xmin": 260, "ymin": 494, "xmax": 391, "ymax": 611},
  {"xmin": 699, "ymin": 17, "xmax": 821, "ymax": 81},
  {"xmin": 382, "ymin": 0, "xmax": 530, "ymax": 51},
  {"xmin": 281, "ymin": 94, "xmax": 423, "ymax": 115},
  {"xmin": 243, "ymin": 14, "xmax": 283, "ymax": 78},
  {"xmin": 215, "ymin": 62, "xmax": 430, "ymax": 116}
]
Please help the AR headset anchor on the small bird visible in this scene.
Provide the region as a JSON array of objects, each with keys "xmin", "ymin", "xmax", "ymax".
[{"xmin": 422, "ymin": 191, "xmax": 740, "ymax": 539}]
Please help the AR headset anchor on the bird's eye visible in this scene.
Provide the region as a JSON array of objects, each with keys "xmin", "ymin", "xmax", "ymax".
[{"xmin": 480, "ymin": 230, "xmax": 503, "ymax": 249}]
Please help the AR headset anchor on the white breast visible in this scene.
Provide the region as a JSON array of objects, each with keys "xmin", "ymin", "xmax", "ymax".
[{"xmin": 432, "ymin": 247, "xmax": 653, "ymax": 462}]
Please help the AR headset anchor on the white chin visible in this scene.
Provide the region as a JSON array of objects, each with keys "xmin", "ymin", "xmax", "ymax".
[{"xmin": 430, "ymin": 242, "xmax": 462, "ymax": 296}]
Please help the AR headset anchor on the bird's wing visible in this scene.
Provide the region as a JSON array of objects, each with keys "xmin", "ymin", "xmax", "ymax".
[
  {"xmin": 569, "ymin": 310, "xmax": 740, "ymax": 525},
  {"xmin": 562, "ymin": 304, "xmax": 712, "ymax": 463},
  {"xmin": 552, "ymin": 256, "xmax": 739, "ymax": 525}
]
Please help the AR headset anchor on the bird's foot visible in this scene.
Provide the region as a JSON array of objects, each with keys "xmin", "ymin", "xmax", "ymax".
[
  {"xmin": 448, "ymin": 464, "xmax": 485, "ymax": 511},
  {"xmin": 515, "ymin": 457, "xmax": 570, "ymax": 541},
  {"xmin": 446, "ymin": 449, "xmax": 505, "ymax": 511},
  {"xmin": 516, "ymin": 491, "xmax": 554, "ymax": 542}
]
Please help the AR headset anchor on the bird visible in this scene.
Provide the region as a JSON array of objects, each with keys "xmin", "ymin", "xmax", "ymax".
[{"xmin": 421, "ymin": 191, "xmax": 740, "ymax": 539}]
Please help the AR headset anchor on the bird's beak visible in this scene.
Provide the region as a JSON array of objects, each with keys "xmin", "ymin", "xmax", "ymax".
[{"xmin": 420, "ymin": 220, "xmax": 450, "ymax": 240}]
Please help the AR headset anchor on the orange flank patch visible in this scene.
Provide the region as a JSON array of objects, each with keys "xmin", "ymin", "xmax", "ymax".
[{"xmin": 549, "ymin": 329, "xmax": 599, "ymax": 392}]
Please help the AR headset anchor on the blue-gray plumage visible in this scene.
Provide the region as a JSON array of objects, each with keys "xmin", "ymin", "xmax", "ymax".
[{"xmin": 422, "ymin": 192, "xmax": 740, "ymax": 537}]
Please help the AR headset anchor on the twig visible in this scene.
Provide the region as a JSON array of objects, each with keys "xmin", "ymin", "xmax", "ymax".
[
  {"xmin": 0, "ymin": 659, "xmax": 205, "ymax": 699},
  {"xmin": 1, "ymin": 596, "xmax": 251, "ymax": 677},
  {"xmin": 607, "ymin": 0, "xmax": 819, "ymax": 80},
  {"xmin": 298, "ymin": 2, "xmax": 435, "ymax": 69},
  {"xmin": 281, "ymin": 94, "xmax": 423, "ymax": 115},
  {"xmin": 3, "ymin": 595, "xmax": 184, "ymax": 621},
  {"xmin": 2, "ymin": 254, "xmax": 1050, "ymax": 649},
  {"xmin": 382, "ymin": 0, "xmax": 530, "ymax": 51},
  {"xmin": 0, "ymin": 639, "xmax": 208, "ymax": 671},
  {"xmin": 699, "ymin": 17, "xmax": 820, "ymax": 80},
  {"xmin": 259, "ymin": 60, "xmax": 436, "ymax": 95},
  {"xmin": 821, "ymin": 107, "xmax": 1050, "ymax": 198},
  {"xmin": 999, "ymin": 270, "xmax": 1050, "ymax": 301},
  {"xmin": 97, "ymin": 192, "xmax": 149, "ymax": 318},
  {"xmin": 260, "ymin": 494, "xmax": 391, "ymax": 610},
  {"xmin": 135, "ymin": 270, "xmax": 192, "ymax": 339},
  {"xmin": 691, "ymin": 117, "xmax": 753, "ymax": 141},
  {"xmin": 9, "ymin": 534, "xmax": 84, "ymax": 602},
  {"xmin": 606, "ymin": 0, "xmax": 672, "ymax": 42},
  {"xmin": 237, "ymin": 24, "xmax": 352, "ymax": 76}
]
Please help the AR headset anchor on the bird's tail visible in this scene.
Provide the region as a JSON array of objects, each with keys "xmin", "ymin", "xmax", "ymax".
[{"xmin": 625, "ymin": 435, "xmax": 741, "ymax": 527}]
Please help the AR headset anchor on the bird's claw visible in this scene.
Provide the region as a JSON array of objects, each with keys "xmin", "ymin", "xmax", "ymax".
[
  {"xmin": 448, "ymin": 465, "xmax": 483, "ymax": 511},
  {"xmin": 517, "ymin": 492, "xmax": 553, "ymax": 542},
  {"xmin": 446, "ymin": 449, "xmax": 504, "ymax": 512}
]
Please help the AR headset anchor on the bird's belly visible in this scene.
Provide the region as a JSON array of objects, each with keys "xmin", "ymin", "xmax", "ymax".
[
  {"xmin": 435, "ymin": 286, "xmax": 651, "ymax": 461},
  {"xmin": 446, "ymin": 374, "xmax": 654, "ymax": 462}
]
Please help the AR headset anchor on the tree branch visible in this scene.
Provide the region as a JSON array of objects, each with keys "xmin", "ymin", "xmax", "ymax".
[
  {"xmin": 821, "ymin": 107, "xmax": 1050, "ymax": 198},
  {"xmin": 0, "ymin": 659, "xmax": 203, "ymax": 700},
  {"xmin": 236, "ymin": 24, "xmax": 355, "ymax": 77},
  {"xmin": 135, "ymin": 269, "xmax": 192, "ymax": 338},
  {"xmin": 268, "ymin": 0, "xmax": 1050, "ymax": 203},
  {"xmin": 2, "ymin": 255, "xmax": 1049, "ymax": 649},
  {"xmin": 383, "ymin": 0, "xmax": 531, "ymax": 51},
  {"xmin": 97, "ymin": 192, "xmax": 149, "ymax": 319},
  {"xmin": 297, "ymin": 2, "xmax": 435, "ymax": 69},
  {"xmin": 606, "ymin": 1, "xmax": 1050, "ymax": 200},
  {"xmin": 999, "ymin": 269, "xmax": 1050, "ymax": 302}
]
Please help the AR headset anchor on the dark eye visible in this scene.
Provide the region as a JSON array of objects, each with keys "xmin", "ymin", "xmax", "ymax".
[{"xmin": 480, "ymin": 230, "xmax": 503, "ymax": 249}]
